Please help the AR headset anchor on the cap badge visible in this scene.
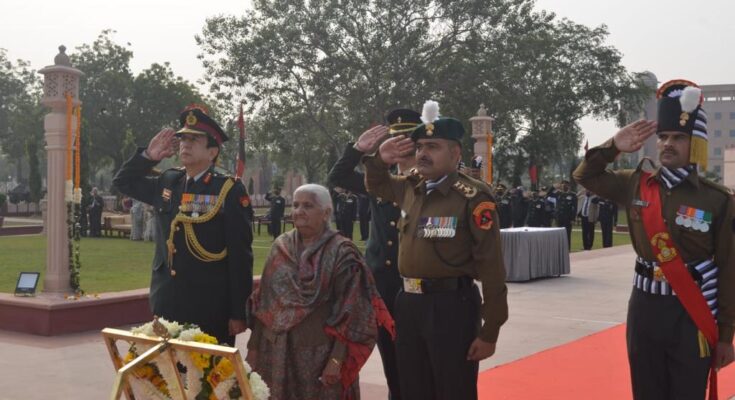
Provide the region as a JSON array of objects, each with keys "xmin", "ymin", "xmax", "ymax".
[
  {"xmin": 426, "ymin": 123, "xmax": 434, "ymax": 136},
  {"xmin": 679, "ymin": 112, "xmax": 689, "ymax": 127},
  {"xmin": 186, "ymin": 111, "xmax": 197, "ymax": 127}
]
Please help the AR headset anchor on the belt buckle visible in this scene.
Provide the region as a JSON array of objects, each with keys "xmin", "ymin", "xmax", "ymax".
[
  {"xmin": 653, "ymin": 266, "xmax": 667, "ymax": 282},
  {"xmin": 403, "ymin": 278, "xmax": 423, "ymax": 294}
]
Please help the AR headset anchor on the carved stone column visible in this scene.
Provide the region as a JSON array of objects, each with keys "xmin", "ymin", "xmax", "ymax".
[
  {"xmin": 38, "ymin": 46, "xmax": 83, "ymax": 294},
  {"xmin": 469, "ymin": 104, "xmax": 494, "ymax": 184}
]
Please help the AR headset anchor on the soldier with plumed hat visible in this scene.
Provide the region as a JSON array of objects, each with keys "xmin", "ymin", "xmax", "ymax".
[
  {"xmin": 574, "ymin": 79, "xmax": 735, "ymax": 399},
  {"xmin": 364, "ymin": 100, "xmax": 508, "ymax": 400},
  {"xmin": 327, "ymin": 107, "xmax": 422, "ymax": 399},
  {"xmin": 114, "ymin": 104, "xmax": 254, "ymax": 346}
]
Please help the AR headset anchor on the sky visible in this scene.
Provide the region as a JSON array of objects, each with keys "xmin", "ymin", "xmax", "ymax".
[{"xmin": 2, "ymin": 0, "xmax": 734, "ymax": 148}]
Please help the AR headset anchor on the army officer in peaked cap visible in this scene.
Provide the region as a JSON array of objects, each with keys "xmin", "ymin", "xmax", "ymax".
[{"xmin": 114, "ymin": 104, "xmax": 254, "ymax": 346}]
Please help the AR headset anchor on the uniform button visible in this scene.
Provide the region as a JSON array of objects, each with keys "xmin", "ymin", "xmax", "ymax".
[
  {"xmin": 172, "ymin": 249, "xmax": 177, "ymax": 254},
  {"xmin": 385, "ymin": 260, "xmax": 392, "ymax": 266},
  {"xmin": 390, "ymin": 221, "xmax": 396, "ymax": 227},
  {"xmin": 393, "ymin": 202, "xmax": 398, "ymax": 207},
  {"xmin": 175, "ymin": 226, "xmax": 180, "ymax": 232},
  {"xmin": 387, "ymin": 240, "xmax": 393, "ymax": 246}
]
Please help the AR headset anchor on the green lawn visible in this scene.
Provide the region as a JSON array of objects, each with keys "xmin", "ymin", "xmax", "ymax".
[{"xmin": 0, "ymin": 220, "xmax": 630, "ymax": 293}]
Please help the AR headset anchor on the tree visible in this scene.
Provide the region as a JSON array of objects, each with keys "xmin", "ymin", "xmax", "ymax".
[
  {"xmin": 198, "ymin": 0, "xmax": 649, "ymax": 183},
  {"xmin": 0, "ymin": 50, "xmax": 44, "ymax": 182},
  {"xmin": 26, "ymin": 139, "xmax": 42, "ymax": 204},
  {"xmin": 71, "ymin": 31, "xmax": 210, "ymax": 186}
]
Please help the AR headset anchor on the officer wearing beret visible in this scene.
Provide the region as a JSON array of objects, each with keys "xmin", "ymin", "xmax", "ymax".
[
  {"xmin": 327, "ymin": 108, "xmax": 422, "ymax": 399},
  {"xmin": 574, "ymin": 79, "xmax": 735, "ymax": 399},
  {"xmin": 113, "ymin": 105, "xmax": 254, "ymax": 345},
  {"xmin": 365, "ymin": 101, "xmax": 508, "ymax": 400}
]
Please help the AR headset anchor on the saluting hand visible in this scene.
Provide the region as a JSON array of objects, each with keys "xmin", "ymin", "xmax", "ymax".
[
  {"xmin": 355, "ymin": 125, "xmax": 390, "ymax": 153},
  {"xmin": 612, "ymin": 120, "xmax": 657, "ymax": 153},
  {"xmin": 378, "ymin": 135, "xmax": 415, "ymax": 165},
  {"xmin": 146, "ymin": 128, "xmax": 178, "ymax": 161}
]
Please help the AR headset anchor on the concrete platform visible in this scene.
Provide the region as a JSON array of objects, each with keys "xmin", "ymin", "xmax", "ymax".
[
  {"xmin": 0, "ymin": 289, "xmax": 152, "ymax": 336},
  {"xmin": 0, "ymin": 245, "xmax": 638, "ymax": 399}
]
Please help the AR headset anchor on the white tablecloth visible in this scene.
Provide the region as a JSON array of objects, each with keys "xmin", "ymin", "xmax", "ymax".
[{"xmin": 500, "ymin": 227, "xmax": 570, "ymax": 281}]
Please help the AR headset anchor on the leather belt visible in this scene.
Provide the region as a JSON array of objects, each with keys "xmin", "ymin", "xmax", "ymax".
[{"xmin": 402, "ymin": 276, "xmax": 473, "ymax": 294}]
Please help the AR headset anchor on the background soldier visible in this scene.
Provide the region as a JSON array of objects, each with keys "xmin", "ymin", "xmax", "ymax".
[
  {"xmin": 574, "ymin": 80, "xmax": 735, "ymax": 399},
  {"xmin": 526, "ymin": 191, "xmax": 546, "ymax": 227},
  {"xmin": 327, "ymin": 108, "xmax": 422, "ymax": 400},
  {"xmin": 597, "ymin": 197, "xmax": 617, "ymax": 248},
  {"xmin": 335, "ymin": 189, "xmax": 358, "ymax": 239},
  {"xmin": 365, "ymin": 101, "xmax": 508, "ymax": 400},
  {"xmin": 87, "ymin": 187, "xmax": 104, "ymax": 237},
  {"xmin": 555, "ymin": 180, "xmax": 577, "ymax": 248},
  {"xmin": 265, "ymin": 187, "xmax": 286, "ymax": 239},
  {"xmin": 577, "ymin": 190, "xmax": 599, "ymax": 250},
  {"xmin": 510, "ymin": 187, "xmax": 528, "ymax": 227},
  {"xmin": 113, "ymin": 105, "xmax": 254, "ymax": 345},
  {"xmin": 495, "ymin": 183, "xmax": 513, "ymax": 229}
]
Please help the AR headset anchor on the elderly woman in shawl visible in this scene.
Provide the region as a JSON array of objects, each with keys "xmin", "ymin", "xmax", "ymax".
[{"xmin": 247, "ymin": 183, "xmax": 393, "ymax": 400}]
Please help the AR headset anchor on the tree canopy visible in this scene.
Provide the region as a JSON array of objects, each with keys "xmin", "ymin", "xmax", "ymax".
[{"xmin": 197, "ymin": 0, "xmax": 650, "ymax": 184}]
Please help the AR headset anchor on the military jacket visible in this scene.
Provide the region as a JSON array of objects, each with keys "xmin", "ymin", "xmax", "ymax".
[
  {"xmin": 113, "ymin": 149, "xmax": 254, "ymax": 341},
  {"xmin": 364, "ymin": 154, "xmax": 508, "ymax": 343},
  {"xmin": 573, "ymin": 139, "xmax": 735, "ymax": 341}
]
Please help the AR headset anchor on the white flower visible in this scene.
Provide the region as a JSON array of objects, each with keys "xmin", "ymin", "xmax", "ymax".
[
  {"xmin": 177, "ymin": 327, "xmax": 203, "ymax": 342},
  {"xmin": 248, "ymin": 371, "xmax": 271, "ymax": 400}
]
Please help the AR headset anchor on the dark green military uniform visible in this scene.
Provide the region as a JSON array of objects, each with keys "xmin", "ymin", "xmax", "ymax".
[
  {"xmin": 526, "ymin": 194, "xmax": 546, "ymax": 227},
  {"xmin": 574, "ymin": 79, "xmax": 735, "ymax": 399},
  {"xmin": 265, "ymin": 191, "xmax": 285, "ymax": 239},
  {"xmin": 598, "ymin": 197, "xmax": 617, "ymax": 248},
  {"xmin": 113, "ymin": 106, "xmax": 254, "ymax": 345},
  {"xmin": 495, "ymin": 184, "xmax": 513, "ymax": 229},
  {"xmin": 365, "ymin": 115, "xmax": 508, "ymax": 400},
  {"xmin": 555, "ymin": 187, "xmax": 577, "ymax": 248}
]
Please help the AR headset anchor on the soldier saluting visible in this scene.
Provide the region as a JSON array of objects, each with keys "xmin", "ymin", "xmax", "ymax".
[
  {"xmin": 364, "ymin": 101, "xmax": 507, "ymax": 400},
  {"xmin": 574, "ymin": 80, "xmax": 735, "ymax": 399},
  {"xmin": 114, "ymin": 105, "xmax": 254, "ymax": 345}
]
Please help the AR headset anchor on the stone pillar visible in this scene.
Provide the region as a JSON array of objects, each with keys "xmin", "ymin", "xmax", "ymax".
[
  {"xmin": 38, "ymin": 46, "xmax": 83, "ymax": 294},
  {"xmin": 469, "ymin": 104, "xmax": 495, "ymax": 184}
]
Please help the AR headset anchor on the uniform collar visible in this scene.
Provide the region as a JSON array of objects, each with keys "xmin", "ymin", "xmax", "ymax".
[
  {"xmin": 422, "ymin": 172, "xmax": 457, "ymax": 196},
  {"xmin": 649, "ymin": 166, "xmax": 699, "ymax": 189}
]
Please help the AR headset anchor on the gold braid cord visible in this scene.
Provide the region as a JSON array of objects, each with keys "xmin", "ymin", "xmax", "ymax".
[{"xmin": 167, "ymin": 179, "xmax": 235, "ymax": 273}]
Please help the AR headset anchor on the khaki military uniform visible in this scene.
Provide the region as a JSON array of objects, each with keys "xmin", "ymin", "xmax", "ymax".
[
  {"xmin": 364, "ymin": 154, "xmax": 508, "ymax": 400},
  {"xmin": 574, "ymin": 139, "xmax": 735, "ymax": 399}
]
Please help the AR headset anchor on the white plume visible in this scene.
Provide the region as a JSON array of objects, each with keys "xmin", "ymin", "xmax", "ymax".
[
  {"xmin": 679, "ymin": 86, "xmax": 701, "ymax": 113},
  {"xmin": 421, "ymin": 100, "xmax": 440, "ymax": 124}
]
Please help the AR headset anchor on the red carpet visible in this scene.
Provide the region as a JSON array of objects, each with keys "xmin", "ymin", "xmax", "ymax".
[{"xmin": 478, "ymin": 324, "xmax": 735, "ymax": 399}]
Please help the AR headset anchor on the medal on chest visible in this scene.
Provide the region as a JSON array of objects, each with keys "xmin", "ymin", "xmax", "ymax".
[
  {"xmin": 675, "ymin": 205, "xmax": 712, "ymax": 233},
  {"xmin": 418, "ymin": 216, "xmax": 458, "ymax": 238},
  {"xmin": 179, "ymin": 193, "xmax": 219, "ymax": 217}
]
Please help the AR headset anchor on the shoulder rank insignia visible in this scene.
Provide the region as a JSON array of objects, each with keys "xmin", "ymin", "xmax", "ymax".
[
  {"xmin": 452, "ymin": 180, "xmax": 478, "ymax": 198},
  {"xmin": 161, "ymin": 188, "xmax": 171, "ymax": 202},
  {"xmin": 240, "ymin": 194, "xmax": 251, "ymax": 208},
  {"xmin": 473, "ymin": 201, "xmax": 495, "ymax": 230},
  {"xmin": 203, "ymin": 172, "xmax": 212, "ymax": 185}
]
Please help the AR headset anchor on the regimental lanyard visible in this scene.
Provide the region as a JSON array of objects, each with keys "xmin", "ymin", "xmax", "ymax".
[
  {"xmin": 418, "ymin": 216, "xmax": 457, "ymax": 239},
  {"xmin": 180, "ymin": 194, "xmax": 219, "ymax": 218}
]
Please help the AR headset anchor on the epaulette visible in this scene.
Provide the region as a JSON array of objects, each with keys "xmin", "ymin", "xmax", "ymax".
[
  {"xmin": 700, "ymin": 177, "xmax": 734, "ymax": 196},
  {"xmin": 452, "ymin": 176, "xmax": 479, "ymax": 199}
]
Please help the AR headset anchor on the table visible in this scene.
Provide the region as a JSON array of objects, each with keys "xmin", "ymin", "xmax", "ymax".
[{"xmin": 500, "ymin": 227, "xmax": 570, "ymax": 281}]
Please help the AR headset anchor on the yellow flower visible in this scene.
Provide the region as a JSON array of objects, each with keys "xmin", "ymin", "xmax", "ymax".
[
  {"xmin": 123, "ymin": 351, "xmax": 136, "ymax": 365},
  {"xmin": 207, "ymin": 358, "xmax": 235, "ymax": 388},
  {"xmin": 193, "ymin": 332, "xmax": 218, "ymax": 345}
]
